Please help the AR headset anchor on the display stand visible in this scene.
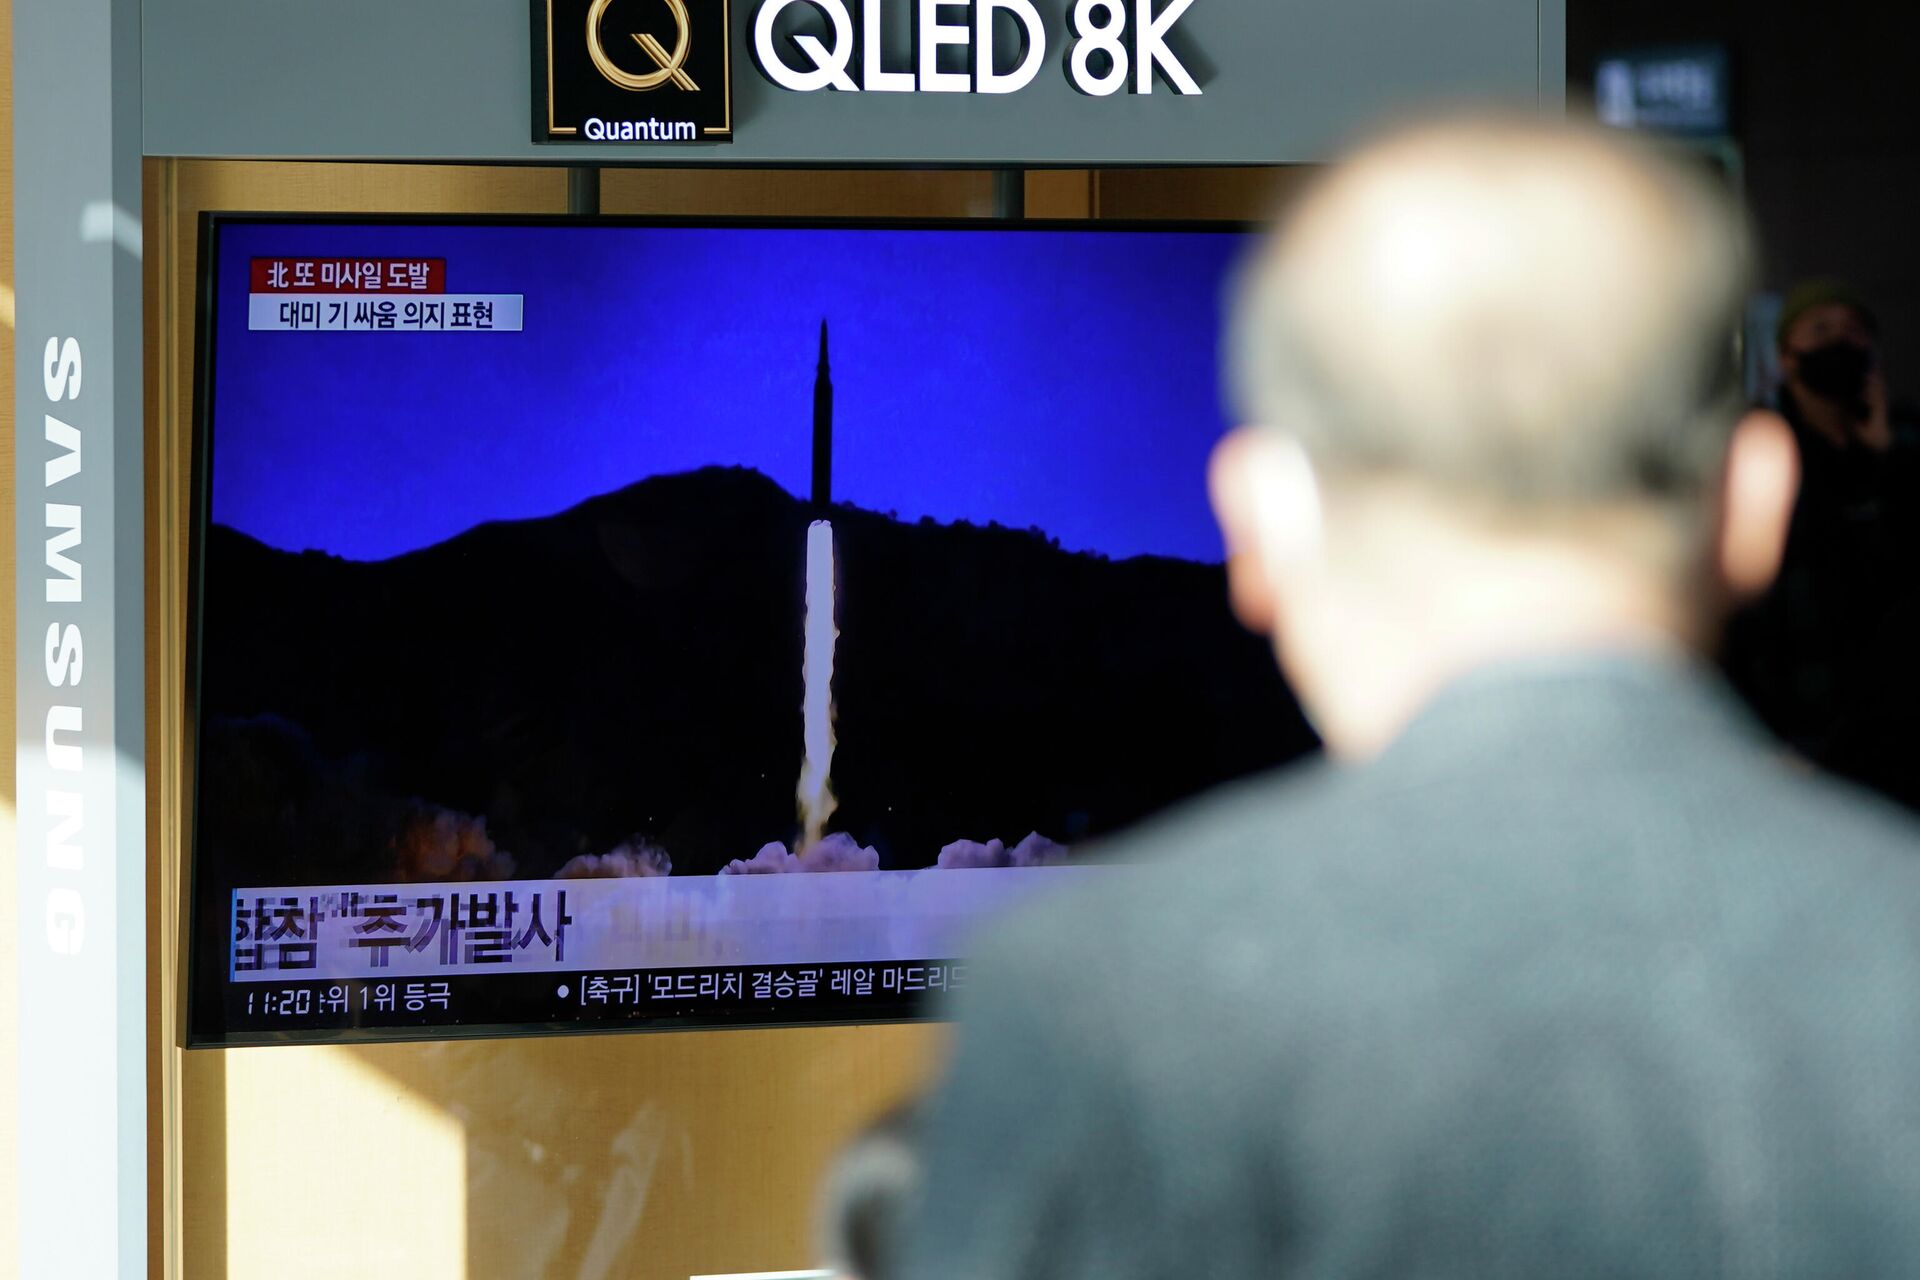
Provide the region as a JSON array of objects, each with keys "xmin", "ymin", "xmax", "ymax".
[{"xmin": 10, "ymin": 3, "xmax": 1563, "ymax": 1276}]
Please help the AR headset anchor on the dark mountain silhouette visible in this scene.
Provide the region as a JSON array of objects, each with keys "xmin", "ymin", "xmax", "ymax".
[{"xmin": 194, "ymin": 466, "xmax": 1317, "ymax": 897}]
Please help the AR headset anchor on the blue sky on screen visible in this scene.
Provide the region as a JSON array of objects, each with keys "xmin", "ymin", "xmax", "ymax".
[{"xmin": 210, "ymin": 221, "xmax": 1249, "ymax": 563}]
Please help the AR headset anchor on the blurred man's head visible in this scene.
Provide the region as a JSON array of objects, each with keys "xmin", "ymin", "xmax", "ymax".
[{"xmin": 1213, "ymin": 115, "xmax": 1799, "ymax": 758}]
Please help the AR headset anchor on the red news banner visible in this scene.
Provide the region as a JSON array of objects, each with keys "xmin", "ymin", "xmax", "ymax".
[
  {"xmin": 251, "ymin": 257, "xmax": 448, "ymax": 293},
  {"xmin": 247, "ymin": 256, "xmax": 523, "ymax": 332}
]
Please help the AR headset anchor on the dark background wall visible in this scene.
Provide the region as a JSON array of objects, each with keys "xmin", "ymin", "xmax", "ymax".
[{"xmin": 1569, "ymin": 0, "xmax": 1920, "ymax": 397}]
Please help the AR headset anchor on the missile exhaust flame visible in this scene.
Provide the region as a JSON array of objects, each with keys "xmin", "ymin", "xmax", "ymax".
[{"xmin": 797, "ymin": 519, "xmax": 839, "ymax": 848}]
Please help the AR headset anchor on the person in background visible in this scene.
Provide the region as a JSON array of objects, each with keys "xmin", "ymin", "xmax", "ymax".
[
  {"xmin": 903, "ymin": 115, "xmax": 1920, "ymax": 1280},
  {"xmin": 819, "ymin": 1105, "xmax": 922, "ymax": 1280},
  {"xmin": 1775, "ymin": 279, "xmax": 1911, "ymax": 459},
  {"xmin": 1724, "ymin": 280, "xmax": 1920, "ymax": 808}
]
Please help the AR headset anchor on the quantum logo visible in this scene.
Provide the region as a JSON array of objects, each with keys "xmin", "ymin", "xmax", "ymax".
[
  {"xmin": 587, "ymin": 0, "xmax": 699, "ymax": 91},
  {"xmin": 535, "ymin": 0, "xmax": 734, "ymax": 143}
]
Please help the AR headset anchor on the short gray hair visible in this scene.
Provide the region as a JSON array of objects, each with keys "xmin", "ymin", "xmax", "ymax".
[{"xmin": 1229, "ymin": 115, "xmax": 1754, "ymax": 510}]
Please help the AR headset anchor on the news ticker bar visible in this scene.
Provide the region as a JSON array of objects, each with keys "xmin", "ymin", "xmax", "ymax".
[
  {"xmin": 232, "ymin": 866, "xmax": 1090, "ymax": 982},
  {"xmin": 224, "ymin": 960, "xmax": 965, "ymax": 1035}
]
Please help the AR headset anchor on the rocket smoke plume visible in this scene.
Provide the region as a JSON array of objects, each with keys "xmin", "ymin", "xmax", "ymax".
[{"xmin": 797, "ymin": 519, "xmax": 839, "ymax": 847}]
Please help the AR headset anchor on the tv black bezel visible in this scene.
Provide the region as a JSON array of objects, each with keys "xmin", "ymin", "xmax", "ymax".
[{"xmin": 184, "ymin": 210, "xmax": 1256, "ymax": 1049}]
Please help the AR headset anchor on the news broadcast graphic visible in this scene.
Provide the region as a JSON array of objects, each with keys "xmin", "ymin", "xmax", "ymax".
[
  {"xmin": 189, "ymin": 216, "xmax": 1316, "ymax": 1045},
  {"xmin": 246, "ymin": 255, "xmax": 524, "ymax": 332},
  {"xmin": 534, "ymin": 0, "xmax": 735, "ymax": 143}
]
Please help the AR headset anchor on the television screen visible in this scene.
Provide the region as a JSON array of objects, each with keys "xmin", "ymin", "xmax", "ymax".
[{"xmin": 187, "ymin": 214, "xmax": 1316, "ymax": 1046}]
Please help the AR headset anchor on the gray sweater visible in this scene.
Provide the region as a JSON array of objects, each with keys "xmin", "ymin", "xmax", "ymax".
[{"xmin": 906, "ymin": 654, "xmax": 1920, "ymax": 1280}]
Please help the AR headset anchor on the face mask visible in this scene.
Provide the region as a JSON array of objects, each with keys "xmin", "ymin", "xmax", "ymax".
[{"xmin": 1794, "ymin": 340, "xmax": 1874, "ymax": 407}]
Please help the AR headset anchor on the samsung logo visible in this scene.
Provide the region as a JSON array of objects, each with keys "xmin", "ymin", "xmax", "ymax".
[{"xmin": 41, "ymin": 334, "xmax": 86, "ymax": 955}]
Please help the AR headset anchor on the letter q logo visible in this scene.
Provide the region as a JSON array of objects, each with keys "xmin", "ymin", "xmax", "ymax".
[
  {"xmin": 588, "ymin": 0, "xmax": 701, "ymax": 91},
  {"xmin": 753, "ymin": 0, "xmax": 859, "ymax": 91}
]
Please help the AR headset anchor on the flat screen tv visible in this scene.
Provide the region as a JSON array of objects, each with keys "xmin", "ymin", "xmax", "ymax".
[{"xmin": 187, "ymin": 213, "xmax": 1316, "ymax": 1046}]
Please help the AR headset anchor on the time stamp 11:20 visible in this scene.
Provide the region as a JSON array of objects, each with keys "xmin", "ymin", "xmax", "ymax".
[{"xmin": 242, "ymin": 980, "xmax": 454, "ymax": 1018}]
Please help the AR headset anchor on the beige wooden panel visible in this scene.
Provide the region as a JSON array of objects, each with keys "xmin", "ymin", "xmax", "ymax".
[
  {"xmin": 1094, "ymin": 165, "xmax": 1320, "ymax": 221},
  {"xmin": 1024, "ymin": 170, "xmax": 1094, "ymax": 220},
  {"xmin": 168, "ymin": 160, "xmax": 571, "ymax": 218},
  {"xmin": 600, "ymin": 167, "xmax": 994, "ymax": 218},
  {"xmin": 146, "ymin": 155, "xmax": 189, "ymax": 1280},
  {"xmin": 148, "ymin": 159, "xmax": 949, "ymax": 1280}
]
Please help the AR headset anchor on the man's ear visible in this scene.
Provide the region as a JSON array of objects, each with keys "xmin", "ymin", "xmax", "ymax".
[
  {"xmin": 1717, "ymin": 408, "xmax": 1800, "ymax": 601},
  {"xmin": 1209, "ymin": 428, "xmax": 1323, "ymax": 634}
]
